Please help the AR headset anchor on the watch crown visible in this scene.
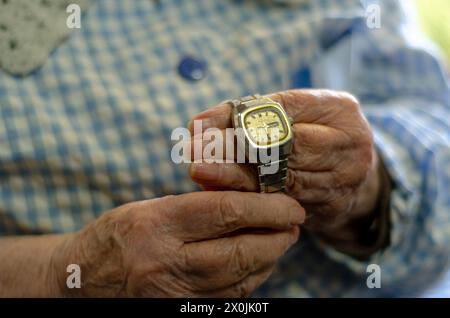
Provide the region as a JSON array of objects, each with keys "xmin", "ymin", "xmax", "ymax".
[{"xmin": 288, "ymin": 116, "xmax": 294, "ymax": 126}]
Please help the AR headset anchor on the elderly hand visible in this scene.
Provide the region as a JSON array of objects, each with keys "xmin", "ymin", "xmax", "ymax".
[
  {"xmin": 188, "ymin": 90, "xmax": 383, "ymax": 255},
  {"xmin": 52, "ymin": 191, "xmax": 304, "ymax": 297}
]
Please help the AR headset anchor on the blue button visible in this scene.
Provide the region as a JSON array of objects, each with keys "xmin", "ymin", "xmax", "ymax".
[
  {"xmin": 292, "ymin": 67, "xmax": 312, "ymax": 88},
  {"xmin": 177, "ymin": 56, "xmax": 208, "ymax": 81}
]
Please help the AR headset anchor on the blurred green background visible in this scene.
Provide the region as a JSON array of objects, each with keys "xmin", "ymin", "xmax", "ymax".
[{"xmin": 415, "ymin": 0, "xmax": 450, "ymax": 67}]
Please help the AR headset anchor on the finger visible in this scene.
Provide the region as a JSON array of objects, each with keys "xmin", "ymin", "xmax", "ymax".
[
  {"xmin": 302, "ymin": 201, "xmax": 355, "ymax": 232},
  {"xmin": 189, "ymin": 163, "xmax": 258, "ymax": 192},
  {"xmin": 289, "ymin": 123, "xmax": 354, "ymax": 171},
  {"xmin": 188, "ymin": 103, "xmax": 357, "ymax": 169},
  {"xmin": 287, "ymin": 166, "xmax": 369, "ymax": 204},
  {"xmin": 188, "ymin": 128, "xmax": 235, "ymax": 162},
  {"xmin": 286, "ymin": 170, "xmax": 340, "ymax": 203},
  {"xmin": 195, "ymin": 265, "xmax": 275, "ymax": 298},
  {"xmin": 159, "ymin": 191, "xmax": 305, "ymax": 241},
  {"xmin": 269, "ymin": 89, "xmax": 362, "ymax": 127},
  {"xmin": 188, "ymin": 101, "xmax": 233, "ymax": 134},
  {"xmin": 183, "ymin": 227, "xmax": 299, "ymax": 291},
  {"xmin": 188, "ymin": 90, "xmax": 362, "ymax": 133}
]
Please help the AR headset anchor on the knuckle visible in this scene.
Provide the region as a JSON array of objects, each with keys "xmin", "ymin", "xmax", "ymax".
[
  {"xmin": 342, "ymin": 170, "xmax": 366, "ymax": 188},
  {"xmin": 178, "ymin": 245, "xmax": 226, "ymax": 291},
  {"xmin": 339, "ymin": 92, "xmax": 361, "ymax": 113},
  {"xmin": 333, "ymin": 165, "xmax": 362, "ymax": 188},
  {"xmin": 326, "ymin": 191, "xmax": 354, "ymax": 216},
  {"xmin": 291, "ymin": 226, "xmax": 301, "ymax": 242},
  {"xmin": 291, "ymin": 172, "xmax": 314, "ymax": 196},
  {"xmin": 297, "ymin": 171, "xmax": 315, "ymax": 189},
  {"xmin": 230, "ymin": 240, "xmax": 251, "ymax": 278},
  {"xmin": 334, "ymin": 148, "xmax": 372, "ymax": 188},
  {"xmin": 273, "ymin": 91, "xmax": 297, "ymax": 109},
  {"xmin": 179, "ymin": 245, "xmax": 198, "ymax": 273},
  {"xmin": 215, "ymin": 193, "xmax": 243, "ymax": 230},
  {"xmin": 354, "ymin": 125, "xmax": 374, "ymax": 149},
  {"xmin": 359, "ymin": 158, "xmax": 372, "ymax": 182},
  {"xmin": 189, "ymin": 248, "xmax": 222, "ymax": 277},
  {"xmin": 228, "ymin": 169, "xmax": 246, "ymax": 190},
  {"xmin": 291, "ymin": 133, "xmax": 307, "ymax": 156},
  {"xmin": 330, "ymin": 170, "xmax": 348, "ymax": 188},
  {"xmin": 296, "ymin": 126, "xmax": 319, "ymax": 149},
  {"xmin": 343, "ymin": 149, "xmax": 373, "ymax": 187},
  {"xmin": 176, "ymin": 247, "xmax": 219, "ymax": 291},
  {"xmin": 361, "ymin": 144, "xmax": 375, "ymax": 168},
  {"xmin": 113, "ymin": 202, "xmax": 147, "ymax": 237}
]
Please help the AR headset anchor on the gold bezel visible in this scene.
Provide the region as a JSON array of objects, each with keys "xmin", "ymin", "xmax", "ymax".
[{"xmin": 240, "ymin": 102, "xmax": 292, "ymax": 149}]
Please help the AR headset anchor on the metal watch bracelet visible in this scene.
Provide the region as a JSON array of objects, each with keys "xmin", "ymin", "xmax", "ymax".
[{"xmin": 230, "ymin": 94, "xmax": 290, "ymax": 193}]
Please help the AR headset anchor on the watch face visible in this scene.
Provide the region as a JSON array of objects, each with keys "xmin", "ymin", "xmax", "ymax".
[{"xmin": 243, "ymin": 106, "xmax": 288, "ymax": 146}]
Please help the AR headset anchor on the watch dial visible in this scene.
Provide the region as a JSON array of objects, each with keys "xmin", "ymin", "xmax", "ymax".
[{"xmin": 243, "ymin": 107, "xmax": 288, "ymax": 146}]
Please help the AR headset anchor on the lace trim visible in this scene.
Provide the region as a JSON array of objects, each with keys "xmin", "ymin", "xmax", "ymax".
[{"xmin": 0, "ymin": 0, "xmax": 90, "ymax": 76}]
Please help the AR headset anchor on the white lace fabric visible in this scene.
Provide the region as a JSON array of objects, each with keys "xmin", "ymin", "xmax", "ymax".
[{"xmin": 0, "ymin": 0, "xmax": 90, "ymax": 76}]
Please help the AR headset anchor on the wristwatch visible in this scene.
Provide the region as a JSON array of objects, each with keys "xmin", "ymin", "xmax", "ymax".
[{"xmin": 229, "ymin": 94, "xmax": 294, "ymax": 193}]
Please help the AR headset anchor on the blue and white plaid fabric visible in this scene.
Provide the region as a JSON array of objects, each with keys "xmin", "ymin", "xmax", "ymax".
[{"xmin": 0, "ymin": 0, "xmax": 449, "ymax": 297}]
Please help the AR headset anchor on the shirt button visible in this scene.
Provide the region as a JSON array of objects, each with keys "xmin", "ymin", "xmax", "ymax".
[{"xmin": 177, "ymin": 56, "xmax": 208, "ymax": 81}]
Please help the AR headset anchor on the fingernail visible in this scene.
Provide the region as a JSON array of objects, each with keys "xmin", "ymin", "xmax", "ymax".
[
  {"xmin": 299, "ymin": 206, "xmax": 306, "ymax": 224},
  {"xmin": 291, "ymin": 204, "xmax": 306, "ymax": 225},
  {"xmin": 290, "ymin": 227, "xmax": 300, "ymax": 244},
  {"xmin": 190, "ymin": 163, "xmax": 219, "ymax": 181}
]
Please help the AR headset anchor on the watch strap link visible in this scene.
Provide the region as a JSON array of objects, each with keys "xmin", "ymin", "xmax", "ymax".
[
  {"xmin": 229, "ymin": 94, "xmax": 262, "ymax": 108},
  {"xmin": 257, "ymin": 157, "xmax": 289, "ymax": 193}
]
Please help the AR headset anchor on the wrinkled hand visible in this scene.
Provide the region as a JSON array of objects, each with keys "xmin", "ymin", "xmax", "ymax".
[
  {"xmin": 52, "ymin": 191, "xmax": 304, "ymax": 297},
  {"xmin": 188, "ymin": 90, "xmax": 381, "ymax": 242}
]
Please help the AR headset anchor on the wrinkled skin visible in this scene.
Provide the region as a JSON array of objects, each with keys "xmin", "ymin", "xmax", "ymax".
[
  {"xmin": 188, "ymin": 90, "xmax": 381, "ymax": 242},
  {"xmin": 52, "ymin": 191, "xmax": 305, "ymax": 297}
]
